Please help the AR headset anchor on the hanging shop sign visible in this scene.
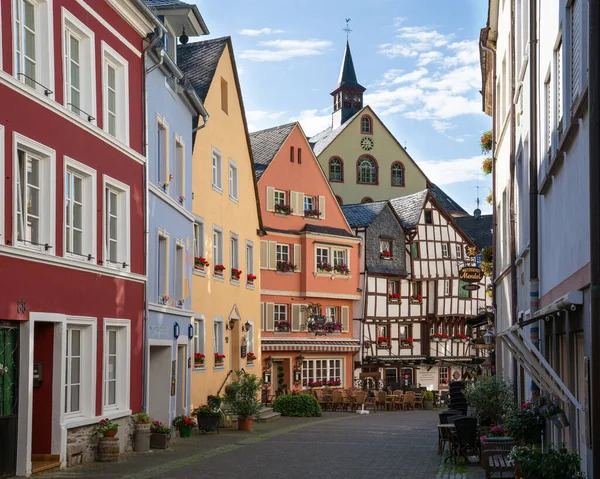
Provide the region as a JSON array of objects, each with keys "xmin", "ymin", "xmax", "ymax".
[
  {"xmin": 459, "ymin": 266, "xmax": 484, "ymax": 283},
  {"xmin": 462, "ymin": 284, "xmax": 480, "ymax": 291}
]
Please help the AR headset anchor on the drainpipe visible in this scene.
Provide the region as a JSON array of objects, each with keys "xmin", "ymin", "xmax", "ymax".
[
  {"xmin": 589, "ymin": 0, "xmax": 600, "ymax": 474},
  {"xmin": 147, "ymin": 49, "xmax": 164, "ymax": 75}
]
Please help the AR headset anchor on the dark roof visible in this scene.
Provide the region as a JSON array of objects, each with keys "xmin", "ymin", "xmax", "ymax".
[
  {"xmin": 341, "ymin": 201, "xmax": 387, "ymax": 228},
  {"xmin": 309, "ymin": 108, "xmax": 362, "ymax": 156},
  {"xmin": 455, "ymin": 214, "xmax": 493, "ymax": 249},
  {"xmin": 249, "ymin": 123, "xmax": 296, "ymax": 180},
  {"xmin": 264, "ymin": 224, "xmax": 355, "ymax": 239},
  {"xmin": 389, "ymin": 190, "xmax": 429, "ymax": 229},
  {"xmin": 177, "ymin": 37, "xmax": 229, "ymax": 102},
  {"xmin": 145, "ymin": 0, "xmax": 190, "ymax": 6},
  {"xmin": 332, "ymin": 41, "xmax": 366, "ymax": 93},
  {"xmin": 429, "ymin": 184, "xmax": 468, "ymax": 216}
]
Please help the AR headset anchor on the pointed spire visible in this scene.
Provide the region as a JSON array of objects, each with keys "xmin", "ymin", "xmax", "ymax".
[{"xmin": 333, "ymin": 40, "xmax": 365, "ymax": 93}]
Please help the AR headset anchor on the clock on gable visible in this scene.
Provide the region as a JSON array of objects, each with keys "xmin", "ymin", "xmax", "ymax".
[{"xmin": 360, "ymin": 137, "xmax": 374, "ymax": 151}]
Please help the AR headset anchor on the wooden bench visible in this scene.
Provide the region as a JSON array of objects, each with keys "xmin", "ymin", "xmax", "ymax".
[{"xmin": 481, "ymin": 441, "xmax": 517, "ymax": 479}]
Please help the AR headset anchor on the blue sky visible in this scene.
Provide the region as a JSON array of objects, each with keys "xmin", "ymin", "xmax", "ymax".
[{"xmin": 191, "ymin": 0, "xmax": 492, "ymax": 214}]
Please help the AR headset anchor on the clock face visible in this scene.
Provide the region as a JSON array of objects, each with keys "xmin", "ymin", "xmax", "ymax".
[{"xmin": 361, "ymin": 137, "xmax": 374, "ymax": 151}]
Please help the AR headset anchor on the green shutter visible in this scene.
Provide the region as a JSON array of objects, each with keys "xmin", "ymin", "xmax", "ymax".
[
  {"xmin": 0, "ymin": 328, "xmax": 18, "ymax": 417},
  {"xmin": 411, "ymin": 243, "xmax": 419, "ymax": 259},
  {"xmin": 459, "ymin": 280, "xmax": 470, "ymax": 298}
]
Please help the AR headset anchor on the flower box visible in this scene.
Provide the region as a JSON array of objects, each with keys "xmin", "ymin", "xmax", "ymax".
[
  {"xmin": 194, "ymin": 256, "xmax": 209, "ymax": 270},
  {"xmin": 431, "ymin": 333, "xmax": 449, "ymax": 342},
  {"xmin": 409, "ymin": 294, "xmax": 422, "ymax": 304},
  {"xmin": 231, "ymin": 268, "xmax": 242, "ymax": 281},
  {"xmin": 275, "ymin": 320, "xmax": 291, "ymax": 333},
  {"xmin": 304, "ymin": 209, "xmax": 321, "ymax": 219},
  {"xmin": 377, "ymin": 337, "xmax": 391, "ymax": 348},
  {"xmin": 400, "ymin": 338, "xmax": 413, "ymax": 349},
  {"xmin": 194, "ymin": 353, "xmax": 205, "ymax": 367},
  {"xmin": 452, "ymin": 334, "xmax": 469, "ymax": 342},
  {"xmin": 276, "ymin": 261, "xmax": 297, "ymax": 273},
  {"xmin": 274, "ymin": 204, "xmax": 293, "ymax": 215},
  {"xmin": 380, "ymin": 250, "xmax": 393, "ymax": 259},
  {"xmin": 214, "ymin": 265, "xmax": 225, "ymax": 277},
  {"xmin": 150, "ymin": 432, "xmax": 171, "ymax": 449},
  {"xmin": 247, "ymin": 274, "xmax": 257, "ymax": 285},
  {"xmin": 333, "ymin": 264, "xmax": 350, "ymax": 275},
  {"xmin": 317, "ymin": 262, "xmax": 333, "ymax": 273},
  {"xmin": 246, "ymin": 352, "xmax": 256, "ymax": 363},
  {"xmin": 388, "ymin": 293, "xmax": 401, "ymax": 304},
  {"xmin": 214, "ymin": 353, "xmax": 225, "ymax": 365}
]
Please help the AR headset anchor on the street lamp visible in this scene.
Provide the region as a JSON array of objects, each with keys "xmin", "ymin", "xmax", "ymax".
[{"xmin": 483, "ymin": 330, "xmax": 494, "ymax": 345}]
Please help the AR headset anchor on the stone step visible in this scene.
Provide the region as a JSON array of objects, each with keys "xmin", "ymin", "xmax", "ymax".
[{"xmin": 256, "ymin": 407, "xmax": 281, "ymax": 423}]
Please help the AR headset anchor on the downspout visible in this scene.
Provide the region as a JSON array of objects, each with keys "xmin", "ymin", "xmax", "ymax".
[{"xmin": 589, "ymin": 0, "xmax": 600, "ymax": 473}]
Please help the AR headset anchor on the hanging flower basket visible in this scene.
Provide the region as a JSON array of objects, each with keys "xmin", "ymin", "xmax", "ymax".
[
  {"xmin": 486, "ymin": 192, "xmax": 493, "ymax": 205},
  {"xmin": 481, "ymin": 157, "xmax": 492, "ymax": 175},
  {"xmin": 480, "ymin": 130, "xmax": 493, "ymax": 153}
]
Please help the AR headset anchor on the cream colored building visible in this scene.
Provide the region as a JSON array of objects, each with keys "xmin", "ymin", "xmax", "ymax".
[{"xmin": 178, "ymin": 37, "xmax": 262, "ymax": 406}]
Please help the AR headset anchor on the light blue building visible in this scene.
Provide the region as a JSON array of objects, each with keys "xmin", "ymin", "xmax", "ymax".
[{"xmin": 143, "ymin": 0, "xmax": 209, "ymax": 428}]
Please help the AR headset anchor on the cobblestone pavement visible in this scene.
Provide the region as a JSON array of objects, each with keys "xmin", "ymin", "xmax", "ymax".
[{"xmin": 41, "ymin": 410, "xmax": 486, "ymax": 479}]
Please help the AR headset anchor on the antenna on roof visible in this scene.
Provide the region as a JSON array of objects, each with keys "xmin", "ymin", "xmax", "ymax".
[
  {"xmin": 474, "ymin": 172, "xmax": 481, "ymax": 218},
  {"xmin": 344, "ymin": 18, "xmax": 352, "ymax": 40}
]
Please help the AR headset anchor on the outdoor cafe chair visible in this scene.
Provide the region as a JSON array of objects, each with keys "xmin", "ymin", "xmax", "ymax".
[
  {"xmin": 403, "ymin": 391, "xmax": 415, "ymax": 410},
  {"xmin": 375, "ymin": 390, "xmax": 389, "ymax": 411},
  {"xmin": 353, "ymin": 391, "xmax": 367, "ymax": 411},
  {"xmin": 365, "ymin": 392, "xmax": 377, "ymax": 412},
  {"xmin": 453, "ymin": 417, "xmax": 479, "ymax": 464},
  {"xmin": 393, "ymin": 392, "xmax": 405, "ymax": 410},
  {"xmin": 413, "ymin": 392, "xmax": 424, "ymax": 410}
]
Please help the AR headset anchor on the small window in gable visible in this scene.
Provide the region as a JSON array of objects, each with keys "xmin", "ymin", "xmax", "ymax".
[
  {"xmin": 221, "ymin": 77, "xmax": 228, "ymax": 114},
  {"xmin": 361, "ymin": 197, "xmax": 374, "ymax": 204},
  {"xmin": 361, "ymin": 115, "xmax": 372, "ymax": 134},
  {"xmin": 424, "ymin": 210, "xmax": 433, "ymax": 224},
  {"xmin": 335, "ymin": 195, "xmax": 343, "ymax": 205},
  {"xmin": 298, "ymin": 148, "xmax": 302, "ymax": 164},
  {"xmin": 290, "ymin": 146, "xmax": 294, "ymax": 163}
]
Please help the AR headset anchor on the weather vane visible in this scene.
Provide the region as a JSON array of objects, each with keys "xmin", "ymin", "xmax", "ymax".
[{"xmin": 344, "ymin": 18, "xmax": 352, "ymax": 40}]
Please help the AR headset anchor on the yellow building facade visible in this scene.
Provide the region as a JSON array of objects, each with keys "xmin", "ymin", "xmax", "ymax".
[{"xmin": 179, "ymin": 37, "xmax": 262, "ymax": 407}]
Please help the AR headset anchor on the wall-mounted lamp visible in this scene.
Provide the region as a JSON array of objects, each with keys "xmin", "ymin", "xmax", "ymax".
[
  {"xmin": 263, "ymin": 371, "xmax": 272, "ymax": 383},
  {"xmin": 241, "ymin": 321, "xmax": 251, "ymax": 332},
  {"xmin": 188, "ymin": 324, "xmax": 194, "ymax": 340},
  {"xmin": 294, "ymin": 370, "xmax": 301, "ymax": 382},
  {"xmin": 483, "ymin": 330, "xmax": 494, "ymax": 345},
  {"xmin": 173, "ymin": 322, "xmax": 180, "ymax": 339},
  {"xmin": 179, "ymin": 26, "xmax": 189, "ymax": 45},
  {"xmin": 226, "ymin": 318, "xmax": 235, "ymax": 330},
  {"xmin": 265, "ymin": 356, "xmax": 273, "ymax": 369}
]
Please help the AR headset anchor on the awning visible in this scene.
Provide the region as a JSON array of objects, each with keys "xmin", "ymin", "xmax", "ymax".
[
  {"xmin": 519, "ymin": 291, "xmax": 584, "ymax": 327},
  {"xmin": 497, "ymin": 325, "xmax": 584, "ymax": 410},
  {"xmin": 261, "ymin": 339, "xmax": 360, "ymax": 353}
]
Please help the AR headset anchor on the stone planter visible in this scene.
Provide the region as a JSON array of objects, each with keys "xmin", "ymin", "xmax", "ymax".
[
  {"xmin": 423, "ymin": 400, "xmax": 433, "ymax": 410},
  {"xmin": 135, "ymin": 422, "xmax": 151, "ymax": 434},
  {"xmin": 134, "ymin": 432, "xmax": 150, "ymax": 452},
  {"xmin": 150, "ymin": 433, "xmax": 171, "ymax": 449},
  {"xmin": 197, "ymin": 414, "xmax": 220, "ymax": 434}
]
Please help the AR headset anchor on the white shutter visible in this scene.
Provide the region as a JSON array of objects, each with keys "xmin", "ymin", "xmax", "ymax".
[
  {"xmin": 291, "ymin": 304, "xmax": 301, "ymax": 332},
  {"xmin": 266, "ymin": 186, "xmax": 274, "ymax": 212},
  {"xmin": 341, "ymin": 306, "xmax": 350, "ymax": 333},
  {"xmin": 297, "ymin": 193, "xmax": 305, "ymax": 216},
  {"xmin": 319, "ymin": 196, "xmax": 326, "ymax": 219},
  {"xmin": 294, "ymin": 244, "xmax": 302, "ymax": 272},
  {"xmin": 268, "ymin": 241, "xmax": 277, "ymax": 270},
  {"xmin": 289, "ymin": 191, "xmax": 297, "ymax": 215},
  {"xmin": 571, "ymin": 0, "xmax": 582, "ymax": 102},
  {"xmin": 266, "ymin": 303, "xmax": 275, "ymax": 331},
  {"xmin": 260, "ymin": 240, "xmax": 269, "ymax": 269},
  {"xmin": 260, "ymin": 302, "xmax": 266, "ymax": 331}
]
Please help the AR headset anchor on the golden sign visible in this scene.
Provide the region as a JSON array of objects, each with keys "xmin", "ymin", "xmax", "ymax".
[
  {"xmin": 465, "ymin": 246, "xmax": 478, "ymax": 258},
  {"xmin": 459, "ymin": 266, "xmax": 484, "ymax": 283}
]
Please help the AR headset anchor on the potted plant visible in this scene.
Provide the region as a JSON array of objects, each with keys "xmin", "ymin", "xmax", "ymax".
[
  {"xmin": 178, "ymin": 195, "xmax": 185, "ymax": 205},
  {"xmin": 431, "ymin": 333, "xmax": 448, "ymax": 342},
  {"xmin": 95, "ymin": 418, "xmax": 118, "ymax": 437},
  {"xmin": 276, "ymin": 261, "xmax": 297, "ymax": 273},
  {"xmin": 480, "ymin": 130, "xmax": 493, "ymax": 153},
  {"xmin": 214, "ymin": 352, "xmax": 225, "ymax": 365},
  {"xmin": 133, "ymin": 413, "xmax": 151, "ymax": 452},
  {"xmin": 231, "ymin": 268, "xmax": 242, "ymax": 281},
  {"xmin": 150, "ymin": 420, "xmax": 171, "ymax": 449},
  {"xmin": 464, "ymin": 376, "xmax": 514, "ymax": 427},
  {"xmin": 452, "ymin": 333, "xmax": 469, "ymax": 342},
  {"xmin": 400, "ymin": 337, "xmax": 413, "ymax": 348},
  {"xmin": 194, "ymin": 256, "xmax": 209, "ymax": 270},
  {"xmin": 159, "ymin": 294, "xmax": 169, "ymax": 305},
  {"xmin": 423, "ymin": 391, "xmax": 434, "ymax": 409},
  {"xmin": 380, "ymin": 250, "xmax": 393, "ymax": 259},
  {"xmin": 507, "ymin": 445, "xmax": 585, "ymax": 479},
  {"xmin": 214, "ymin": 264, "xmax": 225, "ymax": 276},
  {"xmin": 173, "ymin": 415, "xmax": 195, "ymax": 438},
  {"xmin": 481, "ymin": 247, "xmax": 493, "ymax": 277},
  {"xmin": 275, "ymin": 320, "xmax": 291, "ymax": 332},
  {"xmin": 246, "ymin": 351, "xmax": 256, "ymax": 363},
  {"xmin": 388, "ymin": 292, "xmax": 401, "ymax": 303},
  {"xmin": 223, "ymin": 370, "xmax": 264, "ymax": 431},
  {"xmin": 334, "ymin": 263, "xmax": 350, "ymax": 275},
  {"xmin": 377, "ymin": 336, "xmax": 391, "ymax": 348},
  {"xmin": 317, "ymin": 262, "xmax": 333, "ymax": 273},
  {"xmin": 194, "ymin": 353, "xmax": 205, "ymax": 367},
  {"xmin": 192, "ymin": 404, "xmax": 222, "ymax": 434},
  {"xmin": 133, "ymin": 412, "xmax": 152, "ymax": 433},
  {"xmin": 247, "ymin": 273, "xmax": 257, "ymax": 285},
  {"xmin": 304, "ymin": 208, "xmax": 321, "ymax": 218},
  {"xmin": 274, "ymin": 203, "xmax": 293, "ymax": 215},
  {"xmin": 410, "ymin": 293, "xmax": 422, "ymax": 304}
]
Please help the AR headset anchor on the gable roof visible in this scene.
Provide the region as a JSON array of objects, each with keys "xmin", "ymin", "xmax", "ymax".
[
  {"xmin": 455, "ymin": 215, "xmax": 493, "ymax": 249},
  {"xmin": 249, "ymin": 123, "xmax": 296, "ymax": 180},
  {"xmin": 341, "ymin": 201, "xmax": 387, "ymax": 228},
  {"xmin": 389, "ymin": 190, "xmax": 429, "ymax": 229},
  {"xmin": 430, "ymin": 184, "xmax": 468, "ymax": 216},
  {"xmin": 177, "ymin": 37, "xmax": 229, "ymax": 102}
]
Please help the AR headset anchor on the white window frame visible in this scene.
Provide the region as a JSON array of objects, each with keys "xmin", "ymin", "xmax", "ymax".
[
  {"xmin": 213, "ymin": 317, "xmax": 225, "ymax": 366},
  {"xmin": 63, "ymin": 317, "xmax": 96, "ymax": 422},
  {"xmin": 246, "ymin": 321, "xmax": 255, "ymax": 354},
  {"xmin": 333, "ymin": 249, "xmax": 347, "ymax": 267},
  {"xmin": 274, "ymin": 189, "xmax": 286, "ymax": 206},
  {"xmin": 212, "ymin": 146, "xmax": 222, "ymax": 192},
  {"xmin": 156, "ymin": 114, "xmax": 169, "ymax": 187},
  {"xmin": 64, "ymin": 157, "xmax": 97, "ymax": 261},
  {"xmin": 315, "ymin": 246, "xmax": 350, "ymax": 270},
  {"xmin": 246, "ymin": 240, "xmax": 254, "ymax": 275},
  {"xmin": 316, "ymin": 246, "xmax": 329, "ymax": 265},
  {"xmin": 274, "ymin": 304, "xmax": 287, "ymax": 323},
  {"xmin": 455, "ymin": 244, "xmax": 462, "ymax": 259},
  {"xmin": 0, "ymin": 126, "xmax": 5, "ymax": 244},
  {"xmin": 276, "ymin": 243, "xmax": 289, "ymax": 263},
  {"xmin": 444, "ymin": 279, "xmax": 451, "ymax": 296},
  {"xmin": 174, "ymin": 239, "xmax": 185, "ymax": 305},
  {"xmin": 12, "ymin": 0, "xmax": 54, "ymax": 95},
  {"xmin": 380, "ymin": 238, "xmax": 392, "ymax": 254},
  {"xmin": 193, "ymin": 218, "xmax": 205, "ymax": 259},
  {"xmin": 102, "ymin": 318, "xmax": 131, "ymax": 414},
  {"xmin": 230, "ymin": 233, "xmax": 239, "ymax": 270},
  {"xmin": 212, "ymin": 225, "xmax": 223, "ymax": 268},
  {"xmin": 301, "ymin": 358, "xmax": 343, "ymax": 388},
  {"xmin": 12, "ymin": 132, "xmax": 56, "ymax": 254},
  {"xmin": 157, "ymin": 228, "xmax": 169, "ymax": 302},
  {"xmin": 103, "ymin": 175, "xmax": 131, "ymax": 271},
  {"xmin": 193, "ymin": 316, "xmax": 206, "ymax": 369},
  {"xmin": 101, "ymin": 41, "xmax": 129, "ymax": 145},
  {"xmin": 174, "ymin": 134, "xmax": 185, "ymax": 200},
  {"xmin": 441, "ymin": 243, "xmax": 449, "ymax": 258},
  {"xmin": 62, "ymin": 9, "xmax": 96, "ymax": 123},
  {"xmin": 228, "ymin": 158, "xmax": 238, "ymax": 202},
  {"xmin": 303, "ymin": 196, "xmax": 314, "ymax": 212},
  {"xmin": 326, "ymin": 306, "xmax": 338, "ymax": 323}
]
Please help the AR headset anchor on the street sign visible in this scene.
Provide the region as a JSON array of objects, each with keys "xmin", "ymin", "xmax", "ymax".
[
  {"xmin": 462, "ymin": 284, "xmax": 480, "ymax": 291},
  {"xmin": 459, "ymin": 266, "xmax": 484, "ymax": 283}
]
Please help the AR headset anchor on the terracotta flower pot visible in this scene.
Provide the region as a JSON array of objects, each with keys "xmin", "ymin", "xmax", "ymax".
[
  {"xmin": 238, "ymin": 418, "xmax": 253, "ymax": 431},
  {"xmin": 103, "ymin": 429, "xmax": 118, "ymax": 438}
]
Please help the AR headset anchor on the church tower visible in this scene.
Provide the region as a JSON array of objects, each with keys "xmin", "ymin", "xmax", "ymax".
[{"xmin": 331, "ymin": 40, "xmax": 366, "ymax": 129}]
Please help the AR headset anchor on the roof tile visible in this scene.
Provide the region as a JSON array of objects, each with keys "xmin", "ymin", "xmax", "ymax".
[
  {"xmin": 341, "ymin": 201, "xmax": 387, "ymax": 228},
  {"xmin": 249, "ymin": 123, "xmax": 296, "ymax": 180}
]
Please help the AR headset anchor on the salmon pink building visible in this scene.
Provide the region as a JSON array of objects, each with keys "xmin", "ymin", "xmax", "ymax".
[
  {"xmin": 0, "ymin": 0, "xmax": 156, "ymax": 475},
  {"xmin": 250, "ymin": 123, "xmax": 361, "ymax": 396}
]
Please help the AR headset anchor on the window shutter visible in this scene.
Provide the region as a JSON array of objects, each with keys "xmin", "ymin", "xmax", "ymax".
[
  {"xmin": 319, "ymin": 196, "xmax": 326, "ymax": 219},
  {"xmin": 341, "ymin": 306, "xmax": 350, "ymax": 332},
  {"xmin": 297, "ymin": 193, "xmax": 305, "ymax": 216},
  {"xmin": 268, "ymin": 241, "xmax": 277, "ymax": 270},
  {"xmin": 294, "ymin": 244, "xmax": 302, "ymax": 272},
  {"xmin": 291, "ymin": 304, "xmax": 301, "ymax": 332},
  {"xmin": 260, "ymin": 302, "xmax": 265, "ymax": 331},
  {"xmin": 266, "ymin": 303, "xmax": 275, "ymax": 331},
  {"xmin": 266, "ymin": 186, "xmax": 274, "ymax": 212},
  {"xmin": 260, "ymin": 240, "xmax": 269, "ymax": 269},
  {"xmin": 571, "ymin": 0, "xmax": 582, "ymax": 103}
]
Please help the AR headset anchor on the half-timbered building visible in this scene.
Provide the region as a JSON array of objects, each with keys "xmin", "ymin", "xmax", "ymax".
[{"xmin": 343, "ymin": 190, "xmax": 491, "ymax": 391}]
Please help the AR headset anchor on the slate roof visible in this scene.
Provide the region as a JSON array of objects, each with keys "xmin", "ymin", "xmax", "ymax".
[
  {"xmin": 455, "ymin": 214, "xmax": 493, "ymax": 249},
  {"xmin": 333, "ymin": 41, "xmax": 366, "ymax": 92},
  {"xmin": 341, "ymin": 201, "xmax": 387, "ymax": 228},
  {"xmin": 177, "ymin": 37, "xmax": 229, "ymax": 102},
  {"xmin": 389, "ymin": 190, "xmax": 429, "ymax": 229},
  {"xmin": 264, "ymin": 224, "xmax": 355, "ymax": 239},
  {"xmin": 145, "ymin": 0, "xmax": 190, "ymax": 7},
  {"xmin": 249, "ymin": 123, "xmax": 296, "ymax": 180},
  {"xmin": 430, "ymin": 184, "xmax": 468, "ymax": 216},
  {"xmin": 308, "ymin": 109, "xmax": 362, "ymax": 156}
]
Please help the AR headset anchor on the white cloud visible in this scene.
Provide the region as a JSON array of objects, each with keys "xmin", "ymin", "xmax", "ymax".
[
  {"xmin": 444, "ymin": 40, "xmax": 480, "ymax": 66},
  {"xmin": 246, "ymin": 110, "xmax": 287, "ymax": 122},
  {"xmin": 291, "ymin": 109, "xmax": 331, "ymax": 137},
  {"xmin": 238, "ymin": 28, "xmax": 284, "ymax": 37},
  {"xmin": 419, "ymin": 155, "xmax": 486, "ymax": 186},
  {"xmin": 432, "ymin": 120, "xmax": 453, "ymax": 133},
  {"xmin": 239, "ymin": 39, "xmax": 333, "ymax": 62},
  {"xmin": 417, "ymin": 51, "xmax": 443, "ymax": 66},
  {"xmin": 380, "ymin": 67, "xmax": 428, "ymax": 85},
  {"xmin": 379, "ymin": 43, "xmax": 418, "ymax": 58}
]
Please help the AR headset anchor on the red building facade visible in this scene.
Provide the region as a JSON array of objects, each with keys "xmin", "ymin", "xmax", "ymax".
[{"xmin": 0, "ymin": 0, "xmax": 154, "ymax": 475}]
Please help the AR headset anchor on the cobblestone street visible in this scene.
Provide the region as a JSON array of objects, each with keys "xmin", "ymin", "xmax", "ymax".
[{"xmin": 41, "ymin": 411, "xmax": 484, "ymax": 479}]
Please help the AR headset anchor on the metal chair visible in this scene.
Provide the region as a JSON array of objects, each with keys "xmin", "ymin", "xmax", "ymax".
[{"xmin": 453, "ymin": 417, "xmax": 479, "ymax": 464}]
